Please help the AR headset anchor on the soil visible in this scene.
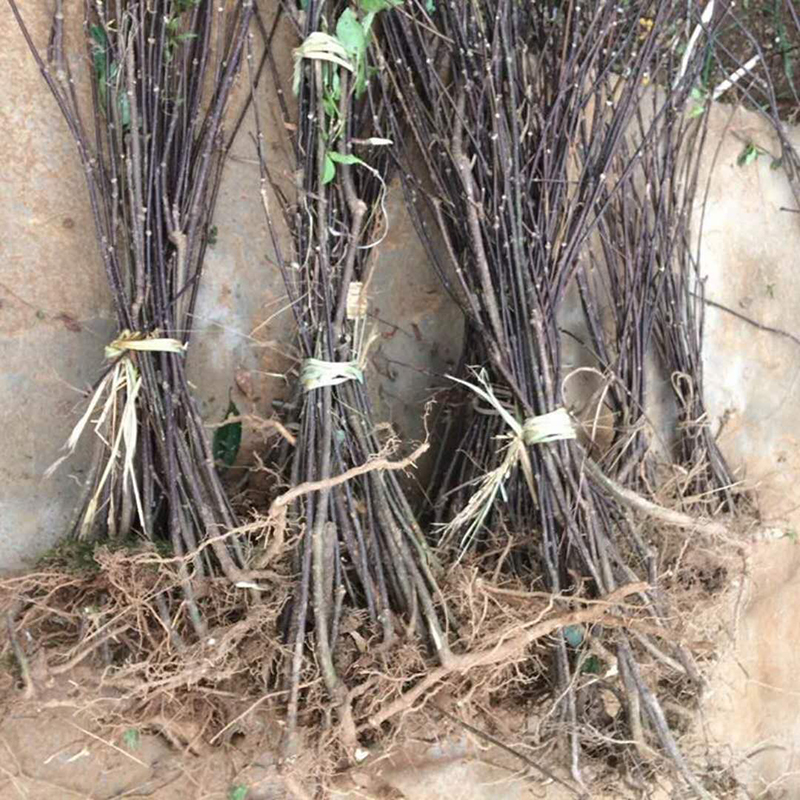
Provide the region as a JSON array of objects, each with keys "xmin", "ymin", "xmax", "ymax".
[
  {"xmin": 0, "ymin": 669, "xmax": 572, "ymax": 800},
  {"xmin": 0, "ymin": 676, "xmax": 284, "ymax": 800}
]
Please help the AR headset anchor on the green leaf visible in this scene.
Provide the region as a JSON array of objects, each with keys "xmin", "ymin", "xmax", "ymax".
[
  {"xmin": 425, "ymin": 0, "xmax": 436, "ymax": 12},
  {"xmin": 359, "ymin": 0, "xmax": 401, "ymax": 11},
  {"xmin": 563, "ymin": 625, "xmax": 584, "ymax": 647},
  {"xmin": 90, "ymin": 26, "xmax": 109, "ymax": 106},
  {"xmin": 582, "ymin": 655, "xmax": 602, "ymax": 675},
  {"xmin": 687, "ymin": 86, "xmax": 707, "ymax": 119},
  {"xmin": 228, "ymin": 786, "xmax": 248, "ymax": 800},
  {"xmin": 355, "ymin": 68, "xmax": 368, "ymax": 97},
  {"xmin": 336, "ymin": 8, "xmax": 366, "ymax": 61},
  {"xmin": 334, "ymin": 10, "xmax": 373, "ymax": 97},
  {"xmin": 322, "ymin": 92, "xmax": 339, "ymax": 122},
  {"xmin": 90, "ymin": 24, "xmax": 108, "ymax": 45},
  {"xmin": 771, "ymin": 157, "xmax": 783, "ymax": 171},
  {"xmin": 328, "ymin": 152, "xmax": 365, "ymax": 166},
  {"xmin": 362, "ymin": 11, "xmax": 377, "ymax": 38},
  {"xmin": 213, "ymin": 399, "xmax": 242, "ymax": 467},
  {"xmin": 737, "ymin": 143, "xmax": 760, "ymax": 167},
  {"xmin": 118, "ymin": 94, "xmax": 131, "ymax": 129},
  {"xmin": 687, "ymin": 103, "xmax": 705, "ymax": 119},
  {"xmin": 322, "ymin": 154, "xmax": 336, "ymax": 184},
  {"xmin": 89, "ymin": 24, "xmax": 109, "ymax": 63}
]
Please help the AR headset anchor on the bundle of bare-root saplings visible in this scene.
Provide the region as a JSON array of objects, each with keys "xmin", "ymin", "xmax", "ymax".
[
  {"xmin": 5, "ymin": 0, "xmax": 263, "ymax": 668},
  {"xmin": 254, "ymin": 0, "xmax": 452, "ymax": 752},
  {"xmin": 380, "ymin": 1, "xmax": 740, "ymax": 793}
]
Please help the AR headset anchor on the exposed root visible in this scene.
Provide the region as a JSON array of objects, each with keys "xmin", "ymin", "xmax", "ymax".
[
  {"xmin": 582, "ymin": 456, "xmax": 739, "ymax": 546},
  {"xmin": 363, "ymin": 583, "xmax": 647, "ymax": 730},
  {"xmin": 5, "ymin": 612, "xmax": 35, "ymax": 699},
  {"xmin": 0, "ymin": 511, "xmax": 748, "ymax": 796},
  {"xmin": 265, "ymin": 440, "xmax": 429, "ymax": 543}
]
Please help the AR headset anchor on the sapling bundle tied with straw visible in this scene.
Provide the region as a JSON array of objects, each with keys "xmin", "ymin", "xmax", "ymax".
[
  {"xmin": 8, "ymin": 0, "xmax": 256, "ymax": 634},
  {"xmin": 253, "ymin": 0, "xmax": 451, "ymax": 745},
  {"xmin": 575, "ymin": 51, "xmax": 740, "ymax": 510},
  {"xmin": 659, "ymin": 0, "xmax": 800, "ymax": 509},
  {"xmin": 381, "ymin": 1, "xmax": 732, "ymax": 791},
  {"xmin": 566, "ymin": 0, "xmax": 741, "ymax": 514},
  {"xmin": 648, "ymin": 107, "xmax": 742, "ymax": 513}
]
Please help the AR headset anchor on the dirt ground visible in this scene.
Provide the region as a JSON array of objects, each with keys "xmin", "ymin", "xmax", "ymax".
[{"xmin": 0, "ymin": 671, "xmax": 578, "ymax": 800}]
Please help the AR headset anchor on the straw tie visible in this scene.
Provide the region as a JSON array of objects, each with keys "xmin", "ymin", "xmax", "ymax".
[
  {"xmin": 45, "ymin": 331, "xmax": 188, "ymax": 537},
  {"xmin": 104, "ymin": 329, "xmax": 187, "ymax": 360},
  {"xmin": 300, "ymin": 358, "xmax": 364, "ymax": 392},
  {"xmin": 440, "ymin": 368, "xmax": 576, "ymax": 554},
  {"xmin": 521, "ymin": 408, "xmax": 576, "ymax": 446}
]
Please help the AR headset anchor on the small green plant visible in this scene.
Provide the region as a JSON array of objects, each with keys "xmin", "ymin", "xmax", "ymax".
[
  {"xmin": 783, "ymin": 528, "xmax": 798, "ymax": 544},
  {"xmin": 563, "ymin": 625, "xmax": 584, "ymax": 647},
  {"xmin": 1, "ymin": 651, "xmax": 20, "ymax": 681},
  {"xmin": 122, "ymin": 728, "xmax": 141, "ymax": 749},
  {"xmin": 207, "ymin": 225, "xmax": 219, "ymax": 247},
  {"xmin": 734, "ymin": 135, "xmax": 783, "ymax": 170},
  {"xmin": 582, "ymin": 654, "xmax": 603, "ymax": 675},
  {"xmin": 37, "ymin": 538, "xmax": 101, "ymax": 573},
  {"xmin": 293, "ymin": 0, "xmax": 400, "ymax": 185},
  {"xmin": 89, "ymin": 26, "xmax": 130, "ymax": 129},
  {"xmin": 323, "ymin": 150, "xmax": 373, "ymax": 185},
  {"xmin": 687, "ymin": 85, "xmax": 708, "ymax": 118},
  {"xmin": 774, "ymin": 0, "xmax": 797, "ymax": 99},
  {"xmin": 228, "ymin": 786, "xmax": 248, "ymax": 800},
  {"xmin": 36, "ymin": 534, "xmax": 174, "ymax": 574},
  {"xmin": 165, "ymin": 0, "xmax": 200, "ymax": 61}
]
